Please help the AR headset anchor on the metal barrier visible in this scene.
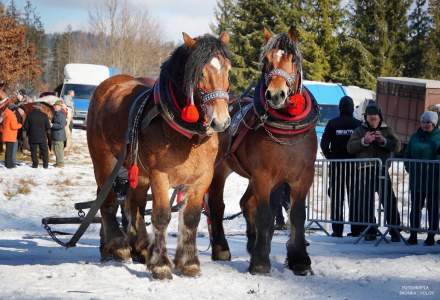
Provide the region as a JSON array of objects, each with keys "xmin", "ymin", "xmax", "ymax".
[
  {"xmin": 306, "ymin": 158, "xmax": 386, "ymax": 244},
  {"xmin": 384, "ymin": 159, "xmax": 440, "ymax": 243}
]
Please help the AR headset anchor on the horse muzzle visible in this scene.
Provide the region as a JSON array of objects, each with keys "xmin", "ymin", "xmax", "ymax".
[
  {"xmin": 210, "ymin": 116, "xmax": 231, "ymax": 132},
  {"xmin": 265, "ymin": 89, "xmax": 288, "ymax": 109}
]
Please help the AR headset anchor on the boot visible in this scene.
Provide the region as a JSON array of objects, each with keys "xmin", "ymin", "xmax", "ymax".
[
  {"xmin": 424, "ymin": 233, "xmax": 435, "ymax": 246},
  {"xmin": 407, "ymin": 232, "xmax": 417, "ymax": 245},
  {"xmin": 390, "ymin": 229, "xmax": 401, "ymax": 242}
]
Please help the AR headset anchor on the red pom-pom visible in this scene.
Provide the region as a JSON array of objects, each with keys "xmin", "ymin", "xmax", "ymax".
[
  {"xmin": 128, "ymin": 163, "xmax": 139, "ymax": 189},
  {"xmin": 181, "ymin": 104, "xmax": 199, "ymax": 123},
  {"xmin": 287, "ymin": 93, "xmax": 305, "ymax": 116}
]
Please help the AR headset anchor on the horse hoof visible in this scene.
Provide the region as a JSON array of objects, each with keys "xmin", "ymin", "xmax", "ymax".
[
  {"xmin": 292, "ymin": 265, "xmax": 314, "ymax": 276},
  {"xmin": 249, "ymin": 264, "xmax": 271, "ymax": 275},
  {"xmin": 212, "ymin": 247, "xmax": 231, "ymax": 261},
  {"xmin": 114, "ymin": 247, "xmax": 132, "ymax": 262},
  {"xmin": 102, "ymin": 237, "xmax": 132, "ymax": 262},
  {"xmin": 152, "ymin": 265, "xmax": 173, "ymax": 280},
  {"xmin": 180, "ymin": 264, "xmax": 201, "ymax": 277}
]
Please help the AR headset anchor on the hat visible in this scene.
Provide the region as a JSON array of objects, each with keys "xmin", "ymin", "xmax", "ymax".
[
  {"xmin": 339, "ymin": 96, "xmax": 354, "ymax": 115},
  {"xmin": 365, "ymin": 103, "xmax": 382, "ymax": 117},
  {"xmin": 54, "ymin": 100, "xmax": 64, "ymax": 106},
  {"xmin": 421, "ymin": 111, "xmax": 438, "ymax": 126}
]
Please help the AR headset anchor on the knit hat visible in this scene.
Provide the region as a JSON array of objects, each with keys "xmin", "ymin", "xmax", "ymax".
[
  {"xmin": 54, "ymin": 100, "xmax": 64, "ymax": 106},
  {"xmin": 339, "ymin": 96, "xmax": 354, "ymax": 115},
  {"xmin": 420, "ymin": 111, "xmax": 438, "ymax": 126}
]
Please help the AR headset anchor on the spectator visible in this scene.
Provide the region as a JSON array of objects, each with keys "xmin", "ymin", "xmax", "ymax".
[
  {"xmin": 2, "ymin": 104, "xmax": 22, "ymax": 168},
  {"xmin": 51, "ymin": 100, "xmax": 67, "ymax": 167},
  {"xmin": 347, "ymin": 103, "xmax": 401, "ymax": 241},
  {"xmin": 24, "ymin": 103, "xmax": 50, "ymax": 168},
  {"xmin": 405, "ymin": 111, "xmax": 440, "ymax": 246},
  {"xmin": 320, "ymin": 96, "xmax": 362, "ymax": 237},
  {"xmin": 63, "ymin": 90, "xmax": 74, "ymax": 110}
]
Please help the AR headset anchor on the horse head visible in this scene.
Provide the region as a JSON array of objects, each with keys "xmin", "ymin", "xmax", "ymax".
[
  {"xmin": 261, "ymin": 26, "xmax": 303, "ymax": 110},
  {"xmin": 166, "ymin": 32, "xmax": 232, "ymax": 134}
]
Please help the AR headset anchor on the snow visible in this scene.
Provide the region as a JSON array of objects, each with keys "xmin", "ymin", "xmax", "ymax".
[{"xmin": 1, "ymin": 129, "xmax": 440, "ymax": 299}]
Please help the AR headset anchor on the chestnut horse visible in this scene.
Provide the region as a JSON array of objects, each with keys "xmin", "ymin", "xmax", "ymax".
[
  {"xmin": 208, "ymin": 27, "xmax": 318, "ymax": 275},
  {"xmin": 87, "ymin": 32, "xmax": 231, "ymax": 279}
]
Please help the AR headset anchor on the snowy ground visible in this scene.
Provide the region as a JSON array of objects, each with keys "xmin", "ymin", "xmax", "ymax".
[{"xmin": 1, "ymin": 129, "xmax": 440, "ymax": 300}]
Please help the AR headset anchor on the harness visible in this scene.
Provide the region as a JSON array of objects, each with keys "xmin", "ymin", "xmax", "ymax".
[{"xmin": 225, "ymin": 80, "xmax": 319, "ymax": 178}]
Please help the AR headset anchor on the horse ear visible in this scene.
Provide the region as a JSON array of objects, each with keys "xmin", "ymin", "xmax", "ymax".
[
  {"xmin": 219, "ymin": 31, "xmax": 230, "ymax": 45},
  {"xmin": 263, "ymin": 27, "xmax": 272, "ymax": 43},
  {"xmin": 182, "ymin": 32, "xmax": 196, "ymax": 48},
  {"xmin": 288, "ymin": 25, "xmax": 300, "ymax": 43}
]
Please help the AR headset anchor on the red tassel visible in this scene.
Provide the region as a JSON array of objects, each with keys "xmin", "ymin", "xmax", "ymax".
[
  {"xmin": 181, "ymin": 104, "xmax": 199, "ymax": 123},
  {"xmin": 287, "ymin": 93, "xmax": 305, "ymax": 116},
  {"xmin": 128, "ymin": 163, "xmax": 139, "ymax": 189}
]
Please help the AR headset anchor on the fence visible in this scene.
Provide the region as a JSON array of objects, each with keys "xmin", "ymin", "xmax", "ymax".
[
  {"xmin": 384, "ymin": 159, "xmax": 440, "ymax": 238},
  {"xmin": 307, "ymin": 158, "xmax": 440, "ymax": 246},
  {"xmin": 306, "ymin": 158, "xmax": 385, "ymax": 244}
]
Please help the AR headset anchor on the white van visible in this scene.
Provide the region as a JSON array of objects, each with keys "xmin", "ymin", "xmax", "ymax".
[{"xmin": 60, "ymin": 64, "xmax": 116, "ymax": 127}]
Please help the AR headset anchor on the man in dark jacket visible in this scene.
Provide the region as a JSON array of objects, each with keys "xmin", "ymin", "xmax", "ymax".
[
  {"xmin": 320, "ymin": 96, "xmax": 361, "ymax": 237},
  {"xmin": 24, "ymin": 103, "xmax": 50, "ymax": 168},
  {"xmin": 347, "ymin": 103, "xmax": 401, "ymax": 241},
  {"xmin": 51, "ymin": 101, "xmax": 67, "ymax": 167}
]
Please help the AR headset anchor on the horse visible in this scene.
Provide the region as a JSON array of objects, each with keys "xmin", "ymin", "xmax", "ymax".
[
  {"xmin": 17, "ymin": 101, "xmax": 55, "ymax": 152},
  {"xmin": 87, "ymin": 32, "xmax": 231, "ymax": 279},
  {"xmin": 207, "ymin": 26, "xmax": 318, "ymax": 276}
]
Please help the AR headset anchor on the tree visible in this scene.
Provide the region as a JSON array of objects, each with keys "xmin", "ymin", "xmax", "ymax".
[
  {"xmin": 0, "ymin": 9, "xmax": 42, "ymax": 91},
  {"xmin": 404, "ymin": 0, "xmax": 431, "ymax": 77},
  {"xmin": 424, "ymin": 0, "xmax": 440, "ymax": 79},
  {"xmin": 210, "ymin": 0, "xmax": 236, "ymax": 35}
]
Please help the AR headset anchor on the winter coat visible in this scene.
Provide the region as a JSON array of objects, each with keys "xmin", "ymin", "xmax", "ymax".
[
  {"xmin": 1, "ymin": 108, "xmax": 22, "ymax": 142},
  {"xmin": 24, "ymin": 109, "xmax": 50, "ymax": 144},
  {"xmin": 320, "ymin": 115, "xmax": 361, "ymax": 159},
  {"xmin": 51, "ymin": 110, "xmax": 67, "ymax": 141},
  {"xmin": 347, "ymin": 122, "xmax": 401, "ymax": 164},
  {"xmin": 404, "ymin": 128, "xmax": 440, "ymax": 192}
]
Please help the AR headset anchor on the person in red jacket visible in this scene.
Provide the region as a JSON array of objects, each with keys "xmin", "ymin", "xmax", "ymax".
[{"xmin": 2, "ymin": 104, "xmax": 22, "ymax": 168}]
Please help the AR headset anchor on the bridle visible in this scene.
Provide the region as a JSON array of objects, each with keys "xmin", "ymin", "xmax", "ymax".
[{"xmin": 263, "ymin": 51, "xmax": 303, "ymax": 97}]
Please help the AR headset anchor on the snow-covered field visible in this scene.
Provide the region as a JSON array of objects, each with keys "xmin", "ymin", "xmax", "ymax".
[{"xmin": 1, "ymin": 129, "xmax": 439, "ymax": 300}]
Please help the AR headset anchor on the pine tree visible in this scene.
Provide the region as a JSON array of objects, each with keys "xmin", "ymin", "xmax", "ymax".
[
  {"xmin": 210, "ymin": 0, "xmax": 236, "ymax": 35},
  {"xmin": 384, "ymin": 0, "xmax": 411, "ymax": 76},
  {"xmin": 425, "ymin": 0, "xmax": 440, "ymax": 79},
  {"xmin": 404, "ymin": 0, "xmax": 431, "ymax": 77},
  {"xmin": 305, "ymin": 0, "xmax": 343, "ymax": 82}
]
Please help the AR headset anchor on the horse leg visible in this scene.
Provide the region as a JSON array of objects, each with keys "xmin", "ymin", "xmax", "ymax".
[
  {"xmin": 208, "ymin": 163, "xmax": 231, "ymax": 261},
  {"xmin": 125, "ymin": 182, "xmax": 150, "ymax": 263},
  {"xmin": 240, "ymin": 184, "xmax": 257, "ymax": 255},
  {"xmin": 249, "ymin": 178, "xmax": 273, "ymax": 274},
  {"xmin": 286, "ymin": 181, "xmax": 313, "ymax": 276},
  {"xmin": 148, "ymin": 171, "xmax": 172, "ymax": 280},
  {"xmin": 174, "ymin": 184, "xmax": 206, "ymax": 276}
]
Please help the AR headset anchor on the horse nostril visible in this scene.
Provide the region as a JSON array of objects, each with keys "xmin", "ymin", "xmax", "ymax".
[
  {"xmin": 280, "ymin": 90, "xmax": 286, "ymax": 99},
  {"xmin": 265, "ymin": 90, "xmax": 272, "ymax": 100}
]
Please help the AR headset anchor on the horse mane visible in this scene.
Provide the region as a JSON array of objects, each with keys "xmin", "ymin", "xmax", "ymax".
[
  {"xmin": 161, "ymin": 34, "xmax": 231, "ymax": 97},
  {"xmin": 259, "ymin": 33, "xmax": 302, "ymax": 71}
]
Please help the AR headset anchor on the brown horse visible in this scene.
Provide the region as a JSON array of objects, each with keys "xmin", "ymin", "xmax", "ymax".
[
  {"xmin": 207, "ymin": 26, "xmax": 318, "ymax": 275},
  {"xmin": 87, "ymin": 32, "xmax": 231, "ymax": 279}
]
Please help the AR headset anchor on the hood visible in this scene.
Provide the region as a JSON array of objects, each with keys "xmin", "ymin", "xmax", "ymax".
[{"xmin": 339, "ymin": 96, "xmax": 354, "ymax": 116}]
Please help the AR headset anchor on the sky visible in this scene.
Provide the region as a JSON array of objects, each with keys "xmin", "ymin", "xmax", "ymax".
[{"xmin": 12, "ymin": 0, "xmax": 218, "ymax": 42}]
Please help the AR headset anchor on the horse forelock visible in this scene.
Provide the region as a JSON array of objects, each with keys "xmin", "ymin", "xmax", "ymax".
[
  {"xmin": 161, "ymin": 34, "xmax": 231, "ymax": 97},
  {"xmin": 260, "ymin": 33, "xmax": 302, "ymax": 72}
]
